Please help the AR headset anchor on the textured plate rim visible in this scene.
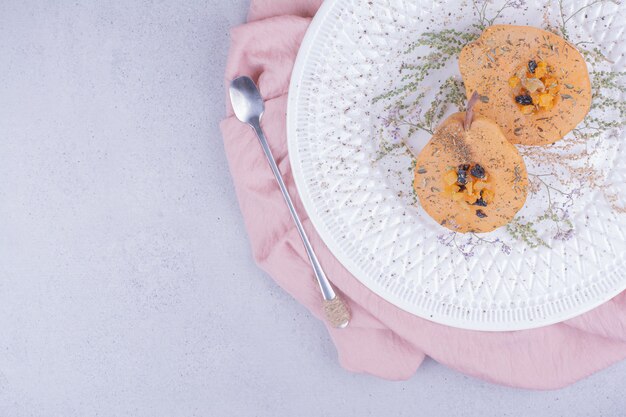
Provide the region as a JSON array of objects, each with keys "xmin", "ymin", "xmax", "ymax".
[{"xmin": 287, "ymin": 0, "xmax": 626, "ymax": 331}]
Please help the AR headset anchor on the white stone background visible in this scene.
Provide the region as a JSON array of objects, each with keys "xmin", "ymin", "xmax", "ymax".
[{"xmin": 0, "ymin": 1, "xmax": 624, "ymax": 416}]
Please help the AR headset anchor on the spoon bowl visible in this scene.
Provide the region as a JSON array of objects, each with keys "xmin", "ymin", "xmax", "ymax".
[{"xmin": 229, "ymin": 76, "xmax": 265, "ymax": 126}]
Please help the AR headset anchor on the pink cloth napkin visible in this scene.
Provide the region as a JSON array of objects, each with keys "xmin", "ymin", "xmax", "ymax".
[{"xmin": 220, "ymin": 0, "xmax": 626, "ymax": 388}]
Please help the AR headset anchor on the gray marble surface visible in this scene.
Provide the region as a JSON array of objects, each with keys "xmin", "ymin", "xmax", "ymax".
[{"xmin": 0, "ymin": 1, "xmax": 624, "ymax": 416}]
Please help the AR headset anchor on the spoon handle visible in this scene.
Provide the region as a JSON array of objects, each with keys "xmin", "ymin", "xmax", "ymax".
[{"xmin": 250, "ymin": 120, "xmax": 350, "ymax": 328}]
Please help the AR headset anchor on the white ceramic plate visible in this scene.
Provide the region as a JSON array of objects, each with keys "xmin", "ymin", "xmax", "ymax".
[{"xmin": 287, "ymin": 0, "xmax": 626, "ymax": 330}]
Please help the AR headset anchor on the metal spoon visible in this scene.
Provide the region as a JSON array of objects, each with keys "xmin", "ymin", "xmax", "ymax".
[{"xmin": 229, "ymin": 76, "xmax": 350, "ymax": 328}]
